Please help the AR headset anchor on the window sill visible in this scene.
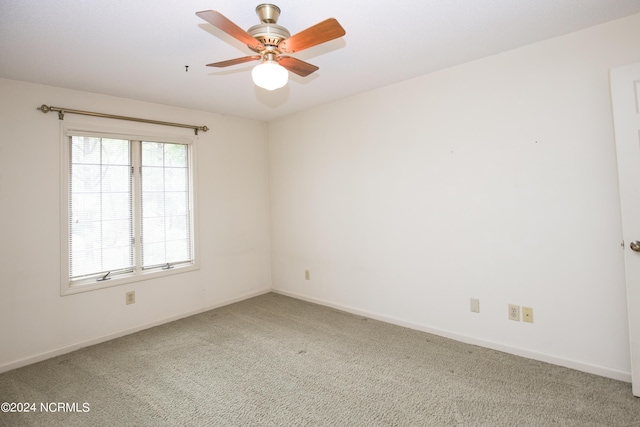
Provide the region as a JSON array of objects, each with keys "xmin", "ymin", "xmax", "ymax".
[{"xmin": 61, "ymin": 263, "xmax": 199, "ymax": 296}]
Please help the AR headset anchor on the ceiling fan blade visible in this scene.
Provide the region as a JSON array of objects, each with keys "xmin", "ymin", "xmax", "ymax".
[
  {"xmin": 278, "ymin": 56, "xmax": 319, "ymax": 77},
  {"xmin": 207, "ymin": 56, "xmax": 261, "ymax": 67},
  {"xmin": 196, "ymin": 10, "xmax": 264, "ymax": 51},
  {"xmin": 278, "ymin": 18, "xmax": 345, "ymax": 54}
]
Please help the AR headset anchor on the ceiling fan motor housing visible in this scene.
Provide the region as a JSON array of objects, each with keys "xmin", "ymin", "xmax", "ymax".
[{"xmin": 248, "ymin": 24, "xmax": 290, "ymax": 49}]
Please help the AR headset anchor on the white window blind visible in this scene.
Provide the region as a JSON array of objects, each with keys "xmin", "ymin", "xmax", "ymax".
[
  {"xmin": 141, "ymin": 142, "xmax": 192, "ymax": 269},
  {"xmin": 65, "ymin": 133, "xmax": 195, "ymax": 288},
  {"xmin": 69, "ymin": 136, "xmax": 134, "ymax": 280}
]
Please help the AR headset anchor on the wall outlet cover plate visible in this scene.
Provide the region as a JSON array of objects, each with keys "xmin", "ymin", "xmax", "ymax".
[
  {"xmin": 508, "ymin": 304, "xmax": 520, "ymax": 321},
  {"xmin": 470, "ymin": 298, "xmax": 480, "ymax": 313},
  {"xmin": 126, "ymin": 291, "xmax": 135, "ymax": 305}
]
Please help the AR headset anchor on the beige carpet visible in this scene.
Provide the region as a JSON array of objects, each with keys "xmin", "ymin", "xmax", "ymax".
[{"xmin": 1, "ymin": 293, "xmax": 639, "ymax": 426}]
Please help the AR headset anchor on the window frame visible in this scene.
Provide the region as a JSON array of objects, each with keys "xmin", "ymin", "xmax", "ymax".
[{"xmin": 60, "ymin": 123, "xmax": 199, "ymax": 295}]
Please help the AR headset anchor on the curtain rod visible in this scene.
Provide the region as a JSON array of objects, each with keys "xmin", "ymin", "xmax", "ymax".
[{"xmin": 37, "ymin": 104, "xmax": 209, "ymax": 135}]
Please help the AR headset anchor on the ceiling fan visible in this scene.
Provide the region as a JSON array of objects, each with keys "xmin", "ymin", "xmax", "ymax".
[{"xmin": 196, "ymin": 4, "xmax": 346, "ymax": 90}]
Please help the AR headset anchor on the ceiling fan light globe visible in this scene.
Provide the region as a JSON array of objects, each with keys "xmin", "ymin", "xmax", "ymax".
[{"xmin": 252, "ymin": 61, "xmax": 288, "ymax": 91}]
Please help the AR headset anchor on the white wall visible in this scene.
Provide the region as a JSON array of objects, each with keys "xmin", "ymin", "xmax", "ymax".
[
  {"xmin": 0, "ymin": 78, "xmax": 272, "ymax": 371},
  {"xmin": 269, "ymin": 14, "xmax": 640, "ymax": 380}
]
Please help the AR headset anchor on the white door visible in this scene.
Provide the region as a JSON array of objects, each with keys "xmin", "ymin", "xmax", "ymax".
[{"xmin": 611, "ymin": 62, "xmax": 640, "ymax": 397}]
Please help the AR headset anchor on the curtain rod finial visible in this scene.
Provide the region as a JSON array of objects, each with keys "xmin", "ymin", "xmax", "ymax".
[{"xmin": 194, "ymin": 126, "xmax": 209, "ymax": 135}]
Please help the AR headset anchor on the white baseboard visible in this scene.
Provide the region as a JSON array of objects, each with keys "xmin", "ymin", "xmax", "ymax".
[
  {"xmin": 272, "ymin": 287, "xmax": 632, "ymax": 383},
  {"xmin": 4, "ymin": 286, "xmax": 631, "ymax": 383},
  {"xmin": 0, "ymin": 289, "xmax": 271, "ymax": 374}
]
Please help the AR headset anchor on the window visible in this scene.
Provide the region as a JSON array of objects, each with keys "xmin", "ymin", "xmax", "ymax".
[{"xmin": 61, "ymin": 127, "xmax": 197, "ymax": 294}]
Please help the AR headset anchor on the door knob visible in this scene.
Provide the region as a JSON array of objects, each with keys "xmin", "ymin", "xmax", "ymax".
[{"xmin": 631, "ymin": 241, "xmax": 640, "ymax": 252}]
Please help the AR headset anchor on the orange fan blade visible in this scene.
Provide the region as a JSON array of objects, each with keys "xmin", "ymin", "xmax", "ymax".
[
  {"xmin": 278, "ymin": 18, "xmax": 345, "ymax": 54},
  {"xmin": 196, "ymin": 10, "xmax": 264, "ymax": 51},
  {"xmin": 207, "ymin": 56, "xmax": 261, "ymax": 67},
  {"xmin": 278, "ymin": 56, "xmax": 319, "ymax": 77}
]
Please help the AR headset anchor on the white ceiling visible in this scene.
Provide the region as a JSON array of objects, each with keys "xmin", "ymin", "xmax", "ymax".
[{"xmin": 2, "ymin": 0, "xmax": 640, "ymax": 122}]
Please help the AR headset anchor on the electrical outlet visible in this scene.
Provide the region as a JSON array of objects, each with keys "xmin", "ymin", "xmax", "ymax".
[
  {"xmin": 508, "ymin": 304, "xmax": 520, "ymax": 321},
  {"xmin": 470, "ymin": 298, "xmax": 480, "ymax": 313},
  {"xmin": 126, "ymin": 291, "xmax": 135, "ymax": 305},
  {"xmin": 522, "ymin": 307, "xmax": 533, "ymax": 323},
  {"xmin": 305, "ymin": 270, "xmax": 310, "ymax": 280}
]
